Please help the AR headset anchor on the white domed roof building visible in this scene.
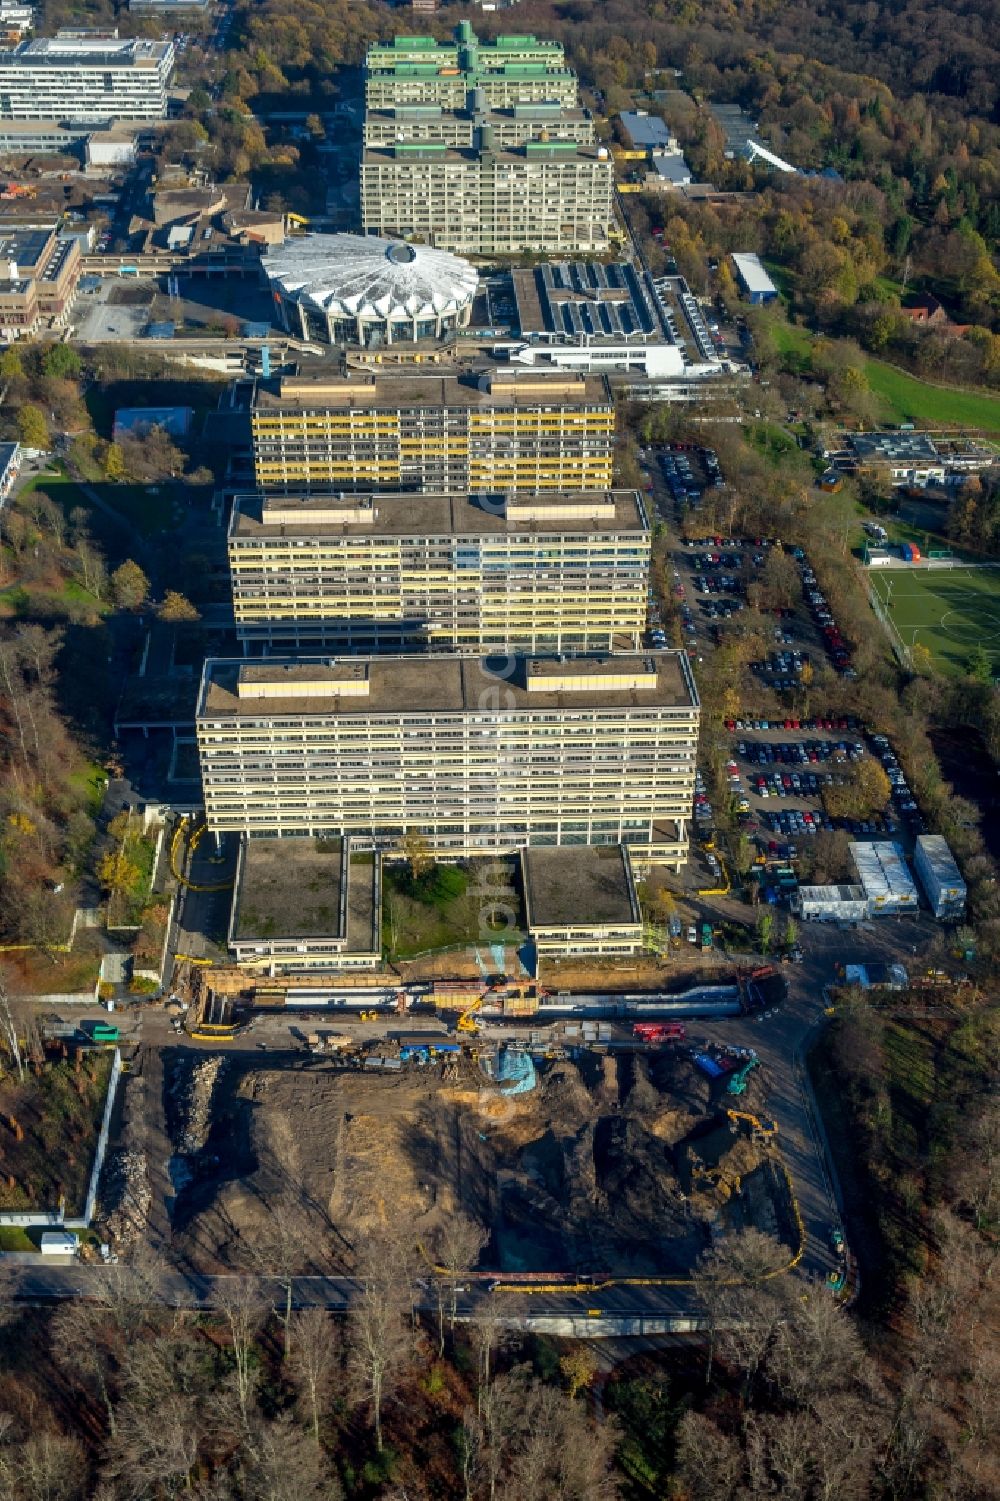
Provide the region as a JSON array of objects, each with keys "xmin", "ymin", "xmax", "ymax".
[{"xmin": 265, "ymin": 232, "xmax": 479, "ymax": 347}]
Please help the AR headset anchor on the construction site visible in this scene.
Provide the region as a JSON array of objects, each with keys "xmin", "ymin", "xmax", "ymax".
[{"xmin": 147, "ymin": 1024, "xmax": 796, "ymax": 1281}]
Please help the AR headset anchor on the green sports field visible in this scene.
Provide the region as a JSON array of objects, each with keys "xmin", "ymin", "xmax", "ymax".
[{"xmin": 868, "ymin": 565, "xmax": 1000, "ymax": 676}]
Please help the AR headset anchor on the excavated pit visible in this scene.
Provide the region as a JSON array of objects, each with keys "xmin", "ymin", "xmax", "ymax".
[{"xmin": 156, "ymin": 1048, "xmax": 794, "ymax": 1277}]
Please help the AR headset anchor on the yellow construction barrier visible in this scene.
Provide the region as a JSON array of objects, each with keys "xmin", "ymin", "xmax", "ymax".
[{"xmin": 170, "ymin": 817, "xmax": 234, "ymax": 894}]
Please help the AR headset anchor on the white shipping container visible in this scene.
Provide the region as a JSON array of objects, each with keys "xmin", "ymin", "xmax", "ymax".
[{"xmin": 39, "ymin": 1231, "xmax": 79, "ymax": 1256}]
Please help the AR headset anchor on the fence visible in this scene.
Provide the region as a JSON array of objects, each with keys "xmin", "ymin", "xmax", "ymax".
[
  {"xmin": 866, "ymin": 577, "xmax": 913, "ymax": 671},
  {"xmin": 0, "ymin": 1048, "xmax": 122, "ymax": 1232}
]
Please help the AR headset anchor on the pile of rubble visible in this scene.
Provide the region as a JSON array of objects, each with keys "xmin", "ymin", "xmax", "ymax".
[
  {"xmin": 101, "ymin": 1148, "xmax": 151, "ymax": 1252},
  {"xmin": 177, "ymin": 1056, "xmax": 227, "ymax": 1154}
]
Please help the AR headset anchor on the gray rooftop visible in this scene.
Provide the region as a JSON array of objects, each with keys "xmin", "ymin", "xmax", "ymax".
[
  {"xmin": 850, "ymin": 432, "xmax": 941, "ymax": 464},
  {"xmin": 229, "ymin": 488, "xmax": 648, "ymax": 541},
  {"xmin": 200, "ymin": 651, "xmax": 696, "ymax": 719},
  {"xmin": 522, "ymin": 843, "xmax": 640, "ymax": 929},
  {"xmin": 250, "ymin": 371, "xmax": 612, "ymax": 411},
  {"xmin": 619, "ymin": 110, "xmax": 673, "ymax": 150}
]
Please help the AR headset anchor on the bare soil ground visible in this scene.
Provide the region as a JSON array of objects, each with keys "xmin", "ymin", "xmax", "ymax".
[{"xmin": 160, "ymin": 1048, "xmax": 789, "ymax": 1278}]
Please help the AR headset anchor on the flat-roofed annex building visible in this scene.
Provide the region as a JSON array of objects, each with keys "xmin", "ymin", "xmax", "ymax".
[
  {"xmin": 522, "ymin": 843, "xmax": 643, "ymax": 958},
  {"xmin": 365, "ymin": 25, "xmax": 578, "ymax": 110},
  {"xmin": 196, "ymin": 652, "xmax": 700, "ymax": 867},
  {"xmin": 249, "ymin": 371, "xmax": 616, "ymax": 494},
  {"xmin": 228, "ymin": 488, "xmax": 651, "ymax": 652},
  {"xmin": 227, "ymin": 835, "xmax": 381, "ymax": 973}
]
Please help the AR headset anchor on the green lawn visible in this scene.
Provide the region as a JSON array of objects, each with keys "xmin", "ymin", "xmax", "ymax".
[
  {"xmin": 767, "ymin": 318, "xmax": 1000, "ymax": 433},
  {"xmin": 93, "ymin": 483, "xmax": 176, "ymax": 537},
  {"xmin": 861, "ymin": 360, "xmax": 1000, "ymax": 433},
  {"xmin": 383, "ymin": 860, "xmax": 525, "ymax": 959},
  {"xmin": 868, "ymin": 564, "xmax": 1000, "ymax": 675}
]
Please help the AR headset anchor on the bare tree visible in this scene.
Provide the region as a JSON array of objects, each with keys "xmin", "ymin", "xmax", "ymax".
[
  {"xmin": 347, "ymin": 1240, "xmax": 413, "ymax": 1453},
  {"xmin": 101, "ymin": 1393, "xmax": 199, "ymax": 1500},
  {"xmin": 693, "ymin": 1229, "xmax": 792, "ymax": 1396},
  {"xmin": 434, "ymin": 1212, "xmax": 487, "ymax": 1348},
  {"xmin": 216, "ymin": 1281, "xmax": 269, "ymax": 1431},
  {"xmin": 287, "ymin": 1309, "xmax": 336, "ymax": 1445},
  {"xmin": 238, "ymin": 1413, "xmax": 342, "ymax": 1501},
  {"xmin": 239, "ymin": 1206, "xmax": 308, "ymax": 1360},
  {"xmin": 674, "ymin": 1410, "xmax": 743, "ymax": 1501},
  {"xmin": 0, "ymin": 971, "xmax": 25, "ymax": 1084},
  {"xmin": 51, "ymin": 1300, "xmax": 119, "ymax": 1435},
  {"xmin": 0, "ymin": 1429, "xmax": 85, "ymax": 1501}
]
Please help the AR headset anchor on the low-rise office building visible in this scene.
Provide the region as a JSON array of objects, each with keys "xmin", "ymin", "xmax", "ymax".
[
  {"xmin": 361, "ymin": 137, "xmax": 614, "ymax": 256},
  {"xmin": 0, "ymin": 31, "xmax": 175, "ymax": 121},
  {"xmin": 912, "ymin": 833, "xmax": 966, "ymax": 920},
  {"xmin": 248, "ymin": 371, "xmax": 616, "ymax": 494},
  {"xmin": 227, "ymin": 835, "xmax": 381, "ymax": 973},
  {"xmin": 196, "ymin": 652, "xmax": 700, "ymax": 865},
  {"xmin": 365, "ymin": 24, "xmax": 577, "ymax": 110},
  {"xmin": 850, "ymin": 840, "xmax": 918, "ymax": 914},
  {"xmin": 522, "ymin": 843, "xmax": 643, "ymax": 958},
  {"xmin": 793, "ymin": 883, "xmax": 870, "ymax": 923},
  {"xmin": 0, "ymin": 440, "xmax": 20, "ymax": 504},
  {"xmin": 227, "ymin": 488, "xmax": 650, "ymax": 651}
]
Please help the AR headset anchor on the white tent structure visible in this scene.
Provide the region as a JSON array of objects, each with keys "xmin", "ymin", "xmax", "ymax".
[{"xmin": 265, "ymin": 232, "xmax": 479, "ymax": 346}]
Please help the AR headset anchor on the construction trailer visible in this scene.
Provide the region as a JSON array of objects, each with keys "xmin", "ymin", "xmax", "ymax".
[
  {"xmin": 912, "ymin": 834, "xmax": 966, "ymax": 920},
  {"xmin": 793, "ymin": 883, "xmax": 869, "ymax": 923},
  {"xmin": 849, "ymin": 841, "xmax": 918, "ymax": 915}
]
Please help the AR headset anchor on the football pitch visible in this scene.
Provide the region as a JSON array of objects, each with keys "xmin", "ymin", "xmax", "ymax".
[{"xmin": 868, "ymin": 565, "xmax": 1000, "ymax": 676}]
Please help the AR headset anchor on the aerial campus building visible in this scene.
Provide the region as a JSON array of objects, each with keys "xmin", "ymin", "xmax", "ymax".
[
  {"xmin": 196, "ymin": 652, "xmax": 699, "ymax": 867},
  {"xmin": 364, "ymin": 25, "xmax": 578, "ymax": 110},
  {"xmin": 361, "ymin": 136, "xmax": 613, "ymax": 257},
  {"xmin": 360, "ymin": 24, "xmax": 613, "ymax": 255},
  {"xmin": 264, "ymin": 234, "xmax": 479, "ymax": 348},
  {"xmin": 248, "ymin": 371, "xmax": 616, "ymax": 494},
  {"xmin": 227, "ymin": 488, "xmax": 651, "ymax": 652},
  {"xmin": 0, "ymin": 31, "xmax": 175, "ymax": 120}
]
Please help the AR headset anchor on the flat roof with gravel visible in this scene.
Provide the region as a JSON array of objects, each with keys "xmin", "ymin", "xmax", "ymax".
[
  {"xmin": 200, "ymin": 651, "xmax": 696, "ymax": 719},
  {"xmin": 230, "ymin": 489, "xmax": 647, "ymax": 540},
  {"xmin": 522, "ymin": 843, "xmax": 640, "ymax": 929},
  {"xmin": 234, "ymin": 837, "xmax": 347, "ymax": 941}
]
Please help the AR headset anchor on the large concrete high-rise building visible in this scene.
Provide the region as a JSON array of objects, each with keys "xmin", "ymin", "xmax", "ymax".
[
  {"xmin": 227, "ymin": 488, "xmax": 651, "ymax": 652},
  {"xmin": 196, "ymin": 652, "xmax": 699, "ymax": 867},
  {"xmin": 365, "ymin": 25, "xmax": 578, "ymax": 110},
  {"xmin": 249, "ymin": 372, "xmax": 616, "ymax": 494},
  {"xmin": 360, "ymin": 23, "xmax": 613, "ymax": 255},
  {"xmin": 360, "ymin": 137, "xmax": 614, "ymax": 256}
]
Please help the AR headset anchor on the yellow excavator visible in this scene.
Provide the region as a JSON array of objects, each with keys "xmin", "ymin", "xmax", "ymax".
[
  {"xmin": 457, "ymin": 992, "xmax": 484, "ymax": 1034},
  {"xmin": 726, "ymin": 1108, "xmax": 777, "ymax": 1139}
]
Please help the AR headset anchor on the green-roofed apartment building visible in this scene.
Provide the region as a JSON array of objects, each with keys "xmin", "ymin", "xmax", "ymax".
[{"xmin": 360, "ymin": 23, "xmax": 614, "ymax": 255}]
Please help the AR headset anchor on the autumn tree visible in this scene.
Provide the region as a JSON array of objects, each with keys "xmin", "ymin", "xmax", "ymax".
[
  {"xmin": 823, "ymin": 755, "xmax": 891, "ymax": 819},
  {"xmin": 157, "ymin": 591, "xmax": 200, "ymax": 622},
  {"xmin": 110, "ymin": 560, "xmax": 150, "ymax": 612},
  {"xmin": 17, "ymin": 404, "xmax": 49, "ymax": 450},
  {"xmin": 103, "ymin": 442, "xmax": 126, "ymax": 482}
]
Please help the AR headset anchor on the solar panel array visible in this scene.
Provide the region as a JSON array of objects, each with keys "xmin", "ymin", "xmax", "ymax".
[{"xmin": 538, "ymin": 261, "xmax": 659, "ymax": 341}]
